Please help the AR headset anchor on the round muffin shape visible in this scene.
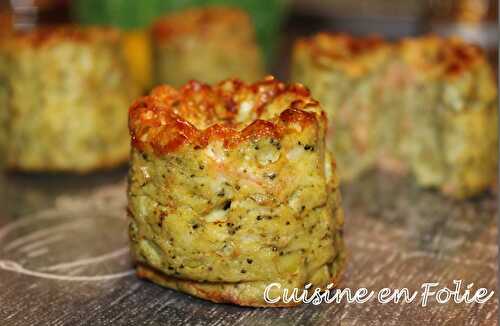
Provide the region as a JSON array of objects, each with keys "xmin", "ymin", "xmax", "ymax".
[
  {"xmin": 397, "ymin": 36, "xmax": 498, "ymax": 198},
  {"xmin": 128, "ymin": 77, "xmax": 345, "ymax": 306},
  {"xmin": 0, "ymin": 26, "xmax": 140, "ymax": 172},
  {"xmin": 292, "ymin": 33, "xmax": 393, "ymax": 181},
  {"xmin": 292, "ymin": 33, "xmax": 498, "ymax": 199},
  {"xmin": 151, "ymin": 6, "xmax": 264, "ymax": 87}
]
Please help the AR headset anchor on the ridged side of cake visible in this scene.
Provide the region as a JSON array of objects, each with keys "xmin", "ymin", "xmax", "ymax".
[
  {"xmin": 0, "ymin": 26, "xmax": 140, "ymax": 172},
  {"xmin": 127, "ymin": 77, "xmax": 345, "ymax": 306}
]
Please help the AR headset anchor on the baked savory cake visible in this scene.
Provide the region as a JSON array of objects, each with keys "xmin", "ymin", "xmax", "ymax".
[
  {"xmin": 292, "ymin": 33, "xmax": 393, "ymax": 180},
  {"xmin": 292, "ymin": 33, "xmax": 498, "ymax": 199},
  {"xmin": 398, "ymin": 36, "xmax": 498, "ymax": 198},
  {"xmin": 127, "ymin": 77, "xmax": 345, "ymax": 306},
  {"xmin": 152, "ymin": 6, "xmax": 264, "ymax": 87},
  {"xmin": 0, "ymin": 26, "xmax": 140, "ymax": 172}
]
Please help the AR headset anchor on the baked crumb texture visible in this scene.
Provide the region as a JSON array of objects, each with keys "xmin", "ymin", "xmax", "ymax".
[
  {"xmin": 128, "ymin": 77, "xmax": 345, "ymax": 306},
  {"xmin": 152, "ymin": 6, "xmax": 264, "ymax": 87},
  {"xmin": 0, "ymin": 26, "xmax": 140, "ymax": 172},
  {"xmin": 292, "ymin": 33, "xmax": 498, "ymax": 199}
]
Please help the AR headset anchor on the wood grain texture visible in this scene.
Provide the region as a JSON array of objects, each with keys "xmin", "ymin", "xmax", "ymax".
[{"xmin": 0, "ymin": 169, "xmax": 497, "ymax": 326}]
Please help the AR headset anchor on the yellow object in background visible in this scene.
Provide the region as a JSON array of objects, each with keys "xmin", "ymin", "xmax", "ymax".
[{"xmin": 121, "ymin": 30, "xmax": 153, "ymax": 91}]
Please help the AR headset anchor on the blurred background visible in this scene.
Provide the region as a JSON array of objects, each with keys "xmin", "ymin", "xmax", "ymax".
[{"xmin": 1, "ymin": 0, "xmax": 498, "ymax": 79}]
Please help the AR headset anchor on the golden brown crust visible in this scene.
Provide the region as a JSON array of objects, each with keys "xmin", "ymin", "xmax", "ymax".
[
  {"xmin": 293, "ymin": 33, "xmax": 391, "ymax": 77},
  {"xmin": 295, "ymin": 33, "xmax": 487, "ymax": 79},
  {"xmin": 398, "ymin": 34, "xmax": 487, "ymax": 78},
  {"xmin": 1, "ymin": 25, "xmax": 121, "ymax": 48},
  {"xmin": 295, "ymin": 32, "xmax": 386, "ymax": 61},
  {"xmin": 128, "ymin": 77, "xmax": 344, "ymax": 306},
  {"xmin": 129, "ymin": 76, "xmax": 326, "ymax": 155},
  {"xmin": 152, "ymin": 6, "xmax": 251, "ymax": 42}
]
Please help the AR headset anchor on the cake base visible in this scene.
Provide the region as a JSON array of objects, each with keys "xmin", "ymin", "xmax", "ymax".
[{"xmin": 136, "ymin": 247, "xmax": 346, "ymax": 307}]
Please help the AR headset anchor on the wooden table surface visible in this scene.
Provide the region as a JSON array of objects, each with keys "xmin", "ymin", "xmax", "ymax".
[{"xmin": 0, "ymin": 168, "xmax": 497, "ymax": 325}]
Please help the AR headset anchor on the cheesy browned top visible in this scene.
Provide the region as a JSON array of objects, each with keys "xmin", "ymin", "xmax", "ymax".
[
  {"xmin": 294, "ymin": 33, "xmax": 392, "ymax": 77},
  {"xmin": 296, "ymin": 33, "xmax": 385, "ymax": 59},
  {"xmin": 399, "ymin": 35, "xmax": 488, "ymax": 79},
  {"xmin": 152, "ymin": 6, "xmax": 253, "ymax": 42},
  {"xmin": 0, "ymin": 25, "xmax": 121, "ymax": 49},
  {"xmin": 129, "ymin": 77, "xmax": 327, "ymax": 155}
]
